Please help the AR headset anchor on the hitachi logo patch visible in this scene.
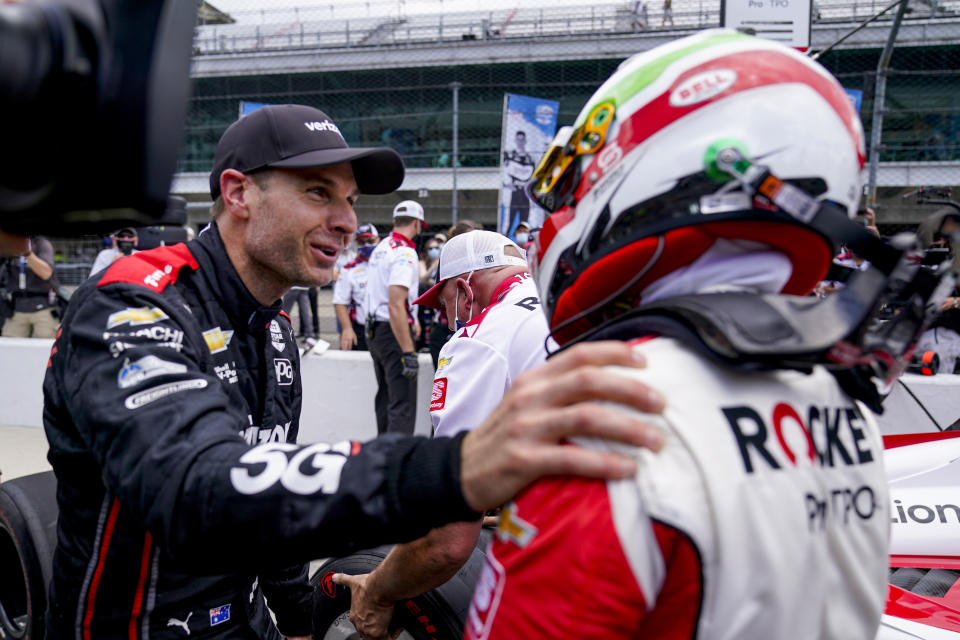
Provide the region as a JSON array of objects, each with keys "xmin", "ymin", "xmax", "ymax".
[{"xmin": 304, "ymin": 120, "xmax": 342, "ymax": 136}]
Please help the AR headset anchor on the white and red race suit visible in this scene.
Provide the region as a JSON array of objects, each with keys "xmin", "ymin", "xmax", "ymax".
[
  {"xmin": 332, "ymin": 255, "xmax": 371, "ymax": 324},
  {"xmin": 430, "ymin": 273, "xmax": 549, "ymax": 438},
  {"xmin": 467, "ymin": 335, "xmax": 890, "ymax": 640}
]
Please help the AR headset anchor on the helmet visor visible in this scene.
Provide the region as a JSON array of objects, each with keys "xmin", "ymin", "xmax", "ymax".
[{"xmin": 528, "ymin": 102, "xmax": 616, "ymax": 214}]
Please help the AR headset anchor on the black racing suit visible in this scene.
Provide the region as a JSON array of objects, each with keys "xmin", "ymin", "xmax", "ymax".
[{"xmin": 43, "ymin": 224, "xmax": 476, "ymax": 639}]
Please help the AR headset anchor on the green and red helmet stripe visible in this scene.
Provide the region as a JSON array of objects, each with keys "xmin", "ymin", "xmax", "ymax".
[{"xmin": 573, "ymin": 48, "xmax": 865, "ymax": 208}]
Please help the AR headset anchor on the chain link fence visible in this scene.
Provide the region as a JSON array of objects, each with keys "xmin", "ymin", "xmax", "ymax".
[{"xmin": 177, "ymin": 0, "xmax": 960, "ymax": 230}]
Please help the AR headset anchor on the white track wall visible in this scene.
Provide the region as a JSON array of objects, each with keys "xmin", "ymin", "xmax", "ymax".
[
  {"xmin": 0, "ymin": 338, "xmax": 434, "ymax": 442},
  {"xmin": 1, "ymin": 337, "xmax": 957, "ymax": 438}
]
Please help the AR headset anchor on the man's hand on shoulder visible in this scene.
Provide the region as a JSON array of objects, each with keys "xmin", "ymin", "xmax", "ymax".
[{"xmin": 459, "ymin": 340, "xmax": 667, "ymax": 512}]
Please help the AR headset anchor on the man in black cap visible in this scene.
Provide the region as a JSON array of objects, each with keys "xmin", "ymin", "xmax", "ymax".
[
  {"xmin": 88, "ymin": 227, "xmax": 140, "ymax": 277},
  {"xmin": 42, "ymin": 104, "xmax": 667, "ymax": 639}
]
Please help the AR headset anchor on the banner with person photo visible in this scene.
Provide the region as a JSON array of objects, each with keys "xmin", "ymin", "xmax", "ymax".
[{"xmin": 499, "ymin": 93, "xmax": 559, "ymax": 240}]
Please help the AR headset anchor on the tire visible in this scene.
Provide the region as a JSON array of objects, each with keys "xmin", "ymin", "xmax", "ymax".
[
  {"xmin": 312, "ymin": 530, "xmax": 491, "ymax": 640},
  {"xmin": 0, "ymin": 471, "xmax": 59, "ymax": 640}
]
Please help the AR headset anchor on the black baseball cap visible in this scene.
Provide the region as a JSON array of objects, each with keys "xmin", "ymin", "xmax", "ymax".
[{"xmin": 209, "ymin": 104, "xmax": 405, "ymax": 199}]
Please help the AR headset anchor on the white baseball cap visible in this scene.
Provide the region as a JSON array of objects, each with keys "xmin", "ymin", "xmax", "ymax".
[
  {"xmin": 414, "ymin": 230, "xmax": 527, "ymax": 309},
  {"xmin": 393, "ymin": 200, "xmax": 425, "ymax": 221},
  {"xmin": 356, "ymin": 223, "xmax": 379, "ymax": 238}
]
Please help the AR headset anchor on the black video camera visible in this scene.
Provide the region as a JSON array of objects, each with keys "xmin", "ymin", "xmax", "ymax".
[{"xmin": 0, "ymin": 0, "xmax": 197, "ymax": 237}]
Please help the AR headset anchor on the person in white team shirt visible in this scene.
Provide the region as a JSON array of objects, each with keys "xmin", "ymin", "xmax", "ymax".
[
  {"xmin": 333, "ymin": 222, "xmax": 378, "ymax": 351},
  {"xmin": 418, "ymin": 230, "xmax": 551, "ymax": 437},
  {"xmin": 364, "ymin": 201, "xmax": 424, "ymax": 434},
  {"xmin": 333, "ymin": 230, "xmax": 571, "ymax": 639}
]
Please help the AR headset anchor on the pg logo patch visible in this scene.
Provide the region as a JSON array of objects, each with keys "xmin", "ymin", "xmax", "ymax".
[{"xmin": 430, "ymin": 377, "xmax": 448, "ymax": 411}]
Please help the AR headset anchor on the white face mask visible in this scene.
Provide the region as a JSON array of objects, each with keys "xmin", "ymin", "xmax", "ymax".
[{"xmin": 515, "ymin": 232, "xmax": 529, "ymax": 245}]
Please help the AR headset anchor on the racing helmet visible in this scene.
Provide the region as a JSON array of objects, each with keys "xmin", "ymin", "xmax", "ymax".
[{"xmin": 530, "ymin": 29, "xmax": 866, "ymax": 345}]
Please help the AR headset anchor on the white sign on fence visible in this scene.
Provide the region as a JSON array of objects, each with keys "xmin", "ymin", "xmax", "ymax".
[{"xmin": 720, "ymin": 0, "xmax": 813, "ymax": 51}]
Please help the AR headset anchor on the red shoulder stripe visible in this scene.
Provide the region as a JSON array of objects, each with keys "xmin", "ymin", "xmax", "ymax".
[{"xmin": 98, "ymin": 244, "xmax": 199, "ymax": 293}]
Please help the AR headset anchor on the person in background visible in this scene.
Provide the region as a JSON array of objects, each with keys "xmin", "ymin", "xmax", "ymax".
[
  {"xmin": 419, "ymin": 235, "xmax": 443, "ymax": 286},
  {"xmin": 1, "ymin": 234, "xmax": 58, "ymax": 338},
  {"xmin": 427, "ymin": 221, "xmax": 482, "ymax": 366},
  {"xmin": 333, "ymin": 222, "xmax": 379, "ymax": 350},
  {"xmin": 416, "ymin": 235, "xmax": 444, "ymax": 353},
  {"xmin": 631, "ymin": 0, "xmax": 648, "ymax": 29},
  {"xmin": 448, "ymin": 219, "xmax": 482, "ymax": 239},
  {"xmin": 89, "ymin": 227, "xmax": 139, "ymax": 277},
  {"xmin": 915, "ymin": 210, "xmax": 960, "ymax": 373},
  {"xmin": 364, "ymin": 200, "xmax": 424, "ymax": 435},
  {"xmin": 662, "ymin": 0, "xmax": 674, "ymax": 26},
  {"xmin": 513, "ymin": 220, "xmax": 533, "ymax": 249},
  {"xmin": 283, "ymin": 285, "xmax": 316, "ymax": 349}
]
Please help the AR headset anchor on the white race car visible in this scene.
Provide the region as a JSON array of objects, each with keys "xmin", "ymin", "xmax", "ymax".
[{"xmin": 879, "ymin": 430, "xmax": 960, "ymax": 639}]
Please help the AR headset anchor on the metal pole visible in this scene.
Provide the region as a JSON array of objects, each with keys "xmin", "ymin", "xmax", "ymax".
[
  {"xmin": 450, "ymin": 82, "xmax": 462, "ymax": 225},
  {"xmin": 867, "ymin": 0, "xmax": 909, "ymax": 208},
  {"xmin": 810, "ymin": 0, "xmax": 906, "ymax": 60}
]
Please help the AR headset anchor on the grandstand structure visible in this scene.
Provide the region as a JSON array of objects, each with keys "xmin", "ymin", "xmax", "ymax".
[{"xmin": 173, "ymin": 0, "xmax": 960, "ymax": 228}]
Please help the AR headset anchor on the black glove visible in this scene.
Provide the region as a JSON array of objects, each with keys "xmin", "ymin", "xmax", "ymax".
[{"xmin": 401, "ymin": 352, "xmax": 419, "ymax": 379}]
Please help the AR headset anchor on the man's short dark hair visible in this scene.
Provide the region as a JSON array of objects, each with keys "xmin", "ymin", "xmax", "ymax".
[
  {"xmin": 516, "ymin": 130, "xmax": 526, "ymax": 138},
  {"xmin": 394, "ymin": 215, "xmax": 419, "ymax": 227},
  {"xmin": 449, "ymin": 220, "xmax": 482, "ymax": 238}
]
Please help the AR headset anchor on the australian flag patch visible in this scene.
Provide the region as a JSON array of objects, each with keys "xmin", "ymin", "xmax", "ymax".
[{"xmin": 209, "ymin": 604, "xmax": 231, "ymax": 626}]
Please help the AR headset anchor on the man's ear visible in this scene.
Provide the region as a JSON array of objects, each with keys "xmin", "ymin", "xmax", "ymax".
[
  {"xmin": 220, "ymin": 169, "xmax": 251, "ymax": 220},
  {"xmin": 457, "ymin": 278, "xmax": 474, "ymax": 312}
]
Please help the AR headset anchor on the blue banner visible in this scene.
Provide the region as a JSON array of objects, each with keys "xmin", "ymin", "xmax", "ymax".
[
  {"xmin": 239, "ymin": 100, "xmax": 274, "ymax": 118},
  {"xmin": 499, "ymin": 93, "xmax": 560, "ymax": 238},
  {"xmin": 844, "ymin": 89, "xmax": 863, "ymax": 115}
]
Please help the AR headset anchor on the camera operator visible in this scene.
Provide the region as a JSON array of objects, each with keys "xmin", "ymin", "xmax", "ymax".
[
  {"xmin": 0, "ymin": 235, "xmax": 58, "ymax": 338},
  {"xmin": 88, "ymin": 227, "xmax": 139, "ymax": 278},
  {"xmin": 915, "ymin": 211, "xmax": 960, "ymax": 373}
]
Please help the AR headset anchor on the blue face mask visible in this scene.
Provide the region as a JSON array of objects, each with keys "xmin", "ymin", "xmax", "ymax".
[
  {"xmin": 515, "ymin": 232, "xmax": 529, "ymax": 245},
  {"xmin": 358, "ymin": 245, "xmax": 376, "ymax": 260},
  {"xmin": 427, "ymin": 247, "xmax": 441, "ymax": 260}
]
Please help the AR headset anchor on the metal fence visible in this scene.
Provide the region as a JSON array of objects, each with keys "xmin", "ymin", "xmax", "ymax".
[{"xmin": 177, "ymin": 0, "xmax": 960, "ymax": 226}]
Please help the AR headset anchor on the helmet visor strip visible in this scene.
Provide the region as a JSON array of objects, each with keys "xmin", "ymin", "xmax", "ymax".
[{"xmin": 528, "ymin": 101, "xmax": 616, "ymax": 213}]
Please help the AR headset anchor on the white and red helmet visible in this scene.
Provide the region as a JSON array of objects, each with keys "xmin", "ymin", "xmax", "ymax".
[{"xmin": 529, "ymin": 29, "xmax": 866, "ymax": 345}]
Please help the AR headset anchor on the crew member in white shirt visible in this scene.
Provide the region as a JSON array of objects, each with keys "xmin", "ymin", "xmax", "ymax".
[
  {"xmin": 333, "ymin": 223, "xmax": 378, "ymax": 351},
  {"xmin": 363, "ymin": 201, "xmax": 423, "ymax": 434}
]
